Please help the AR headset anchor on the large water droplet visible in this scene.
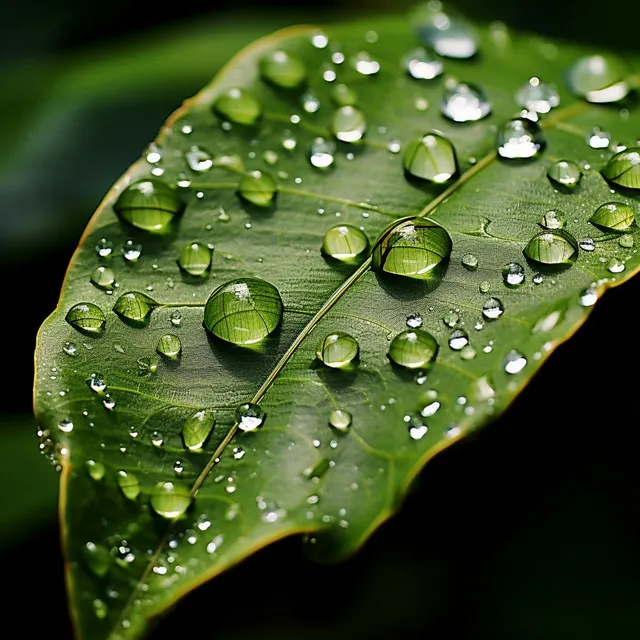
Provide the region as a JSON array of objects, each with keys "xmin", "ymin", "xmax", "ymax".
[
  {"xmin": 515, "ymin": 77, "xmax": 559, "ymax": 113},
  {"xmin": 90, "ymin": 266, "xmax": 116, "ymax": 291},
  {"xmin": 117, "ymin": 471, "xmax": 140, "ymax": 501},
  {"xmin": 403, "ymin": 133, "xmax": 458, "ymax": 183},
  {"xmin": 321, "ymin": 224, "xmax": 369, "ymax": 264},
  {"xmin": 388, "ymin": 329, "xmax": 439, "ymax": 369},
  {"xmin": 403, "ymin": 47, "xmax": 443, "ymax": 80},
  {"xmin": 212, "ymin": 88, "xmax": 262, "ymax": 125},
  {"xmin": 66, "ymin": 303, "xmax": 106, "ymax": 334},
  {"xmin": 602, "ymin": 148, "xmax": 640, "ymax": 190},
  {"xmin": 482, "ymin": 297, "xmax": 504, "ymax": 320},
  {"xmin": 259, "ymin": 50, "xmax": 307, "ymax": 89},
  {"xmin": 82, "ymin": 541, "xmax": 111, "ymax": 577},
  {"xmin": 547, "ymin": 160, "xmax": 582, "ymax": 190},
  {"xmin": 504, "ymin": 350, "xmax": 527, "ymax": 374},
  {"xmin": 523, "ymin": 229, "xmax": 578, "ymax": 265},
  {"xmin": 181, "ymin": 410, "xmax": 215, "ymax": 451},
  {"xmin": 414, "ymin": 6, "xmax": 478, "ymax": 59},
  {"xmin": 204, "ymin": 278, "xmax": 283, "ymax": 345},
  {"xmin": 113, "ymin": 179, "xmax": 184, "ymax": 232},
  {"xmin": 178, "ymin": 242, "xmax": 214, "ymax": 276},
  {"xmin": 590, "ymin": 202, "xmax": 635, "ymax": 231},
  {"xmin": 441, "ymin": 82, "xmax": 491, "ymax": 122},
  {"xmin": 309, "ymin": 137, "xmax": 336, "ymax": 169},
  {"xmin": 236, "ymin": 403, "xmax": 265, "ymax": 432},
  {"xmin": 150, "ymin": 481, "xmax": 192, "ymax": 519},
  {"xmin": 157, "ymin": 334, "xmax": 181, "ymax": 359},
  {"xmin": 567, "ymin": 54, "xmax": 630, "ymax": 103},
  {"xmin": 332, "ymin": 106, "xmax": 367, "ymax": 143},
  {"xmin": 329, "ymin": 409, "xmax": 352, "ymax": 432},
  {"xmin": 238, "ymin": 170, "xmax": 277, "ymax": 207},
  {"xmin": 113, "ymin": 292, "xmax": 157, "ymax": 324},
  {"xmin": 497, "ymin": 118, "xmax": 545, "ymax": 159},
  {"xmin": 502, "ymin": 262, "xmax": 525, "ymax": 286},
  {"xmin": 316, "ymin": 332, "xmax": 359, "ymax": 368}
]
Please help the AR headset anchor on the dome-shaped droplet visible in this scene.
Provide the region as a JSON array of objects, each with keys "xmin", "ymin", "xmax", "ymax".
[
  {"xmin": 372, "ymin": 217, "xmax": 452, "ymax": 280},
  {"xmin": 237, "ymin": 170, "xmax": 277, "ymax": 207},
  {"xmin": 85, "ymin": 459, "xmax": 105, "ymax": 481},
  {"xmin": 515, "ymin": 77, "xmax": 559, "ymax": 114},
  {"xmin": 204, "ymin": 278, "xmax": 283, "ymax": 345},
  {"xmin": 567, "ymin": 54, "xmax": 630, "ymax": 103},
  {"xmin": 331, "ymin": 83, "xmax": 357, "ymax": 107},
  {"xmin": 235, "ymin": 402, "xmax": 265, "ymax": 432},
  {"xmin": 259, "ymin": 50, "xmax": 307, "ymax": 89},
  {"xmin": 82, "ymin": 541, "xmax": 111, "ymax": 577},
  {"xmin": 539, "ymin": 210, "xmax": 566, "ymax": 230},
  {"xmin": 332, "ymin": 106, "xmax": 366, "ymax": 143},
  {"xmin": 66, "ymin": 303, "xmax": 106, "ymax": 334},
  {"xmin": 601, "ymin": 148, "xmax": 640, "ymax": 190},
  {"xmin": 150, "ymin": 481, "xmax": 192, "ymax": 519},
  {"xmin": 523, "ymin": 229, "xmax": 578, "ymax": 265},
  {"xmin": 329, "ymin": 409, "xmax": 352, "ymax": 432},
  {"xmin": 403, "ymin": 47, "xmax": 443, "ymax": 80},
  {"xmin": 309, "ymin": 137, "xmax": 336, "ymax": 169},
  {"xmin": 497, "ymin": 118, "xmax": 545, "ymax": 159},
  {"xmin": 186, "ymin": 145, "xmax": 213, "ymax": 172},
  {"xmin": 178, "ymin": 242, "xmax": 213, "ymax": 276},
  {"xmin": 413, "ymin": 6, "xmax": 478, "ymax": 59},
  {"xmin": 482, "ymin": 297, "xmax": 504, "ymax": 320},
  {"xmin": 590, "ymin": 202, "xmax": 635, "ymax": 231},
  {"xmin": 547, "ymin": 161, "xmax": 582, "ymax": 189},
  {"xmin": 441, "ymin": 82, "xmax": 491, "ymax": 122},
  {"xmin": 448, "ymin": 328, "xmax": 469, "ymax": 350},
  {"xmin": 504, "ymin": 350, "xmax": 527, "ymax": 374},
  {"xmin": 90, "ymin": 266, "xmax": 116, "ymax": 291},
  {"xmin": 113, "ymin": 179, "xmax": 184, "ymax": 233},
  {"xmin": 388, "ymin": 329, "xmax": 439, "ymax": 369},
  {"xmin": 316, "ymin": 332, "xmax": 359, "ymax": 368},
  {"xmin": 113, "ymin": 292, "xmax": 157, "ymax": 324},
  {"xmin": 182, "ymin": 410, "xmax": 215, "ymax": 451},
  {"xmin": 117, "ymin": 471, "xmax": 140, "ymax": 500},
  {"xmin": 122, "ymin": 240, "xmax": 142, "ymax": 263},
  {"xmin": 212, "ymin": 88, "xmax": 262, "ymax": 125},
  {"xmin": 403, "ymin": 133, "xmax": 458, "ymax": 183},
  {"xmin": 157, "ymin": 334, "xmax": 181, "ymax": 359},
  {"xmin": 461, "ymin": 253, "xmax": 479, "ymax": 270},
  {"xmin": 502, "ymin": 262, "xmax": 525, "ymax": 286},
  {"xmin": 606, "ymin": 257, "xmax": 625, "ymax": 273},
  {"xmin": 321, "ymin": 224, "xmax": 369, "ymax": 264}
]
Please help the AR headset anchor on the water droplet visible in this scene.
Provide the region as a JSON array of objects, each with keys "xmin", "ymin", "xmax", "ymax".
[
  {"xmin": 113, "ymin": 291, "xmax": 157, "ymax": 324},
  {"xmin": 414, "ymin": 6, "xmax": 478, "ymax": 59},
  {"xmin": 96, "ymin": 238, "xmax": 113, "ymax": 258},
  {"xmin": 316, "ymin": 332, "xmax": 359, "ymax": 368},
  {"xmin": 177, "ymin": 241, "xmax": 214, "ymax": 276},
  {"xmin": 482, "ymin": 297, "xmax": 504, "ymax": 320},
  {"xmin": 448, "ymin": 328, "xmax": 469, "ymax": 350},
  {"xmin": 212, "ymin": 88, "xmax": 262, "ymax": 125},
  {"xmin": 83, "ymin": 541, "xmax": 110, "ymax": 577},
  {"xmin": 547, "ymin": 161, "xmax": 582, "ymax": 190},
  {"xmin": 406, "ymin": 313, "xmax": 423, "ymax": 329},
  {"xmin": 460, "ymin": 344, "xmax": 476, "ymax": 360},
  {"xmin": 86, "ymin": 459, "xmax": 105, "ymax": 480},
  {"xmin": 461, "ymin": 253, "xmax": 478, "ymax": 270},
  {"xmin": 403, "ymin": 47, "xmax": 443, "ymax": 80},
  {"xmin": 57, "ymin": 418, "xmax": 73, "ymax": 433},
  {"xmin": 406, "ymin": 415, "xmax": 429, "ymax": 440},
  {"xmin": 63, "ymin": 341, "xmax": 78, "ymax": 356},
  {"xmin": 352, "ymin": 51, "xmax": 380, "ymax": 75},
  {"xmin": 567, "ymin": 54, "xmax": 630, "ymax": 103},
  {"xmin": 117, "ymin": 471, "xmax": 140, "ymax": 501},
  {"xmin": 232, "ymin": 446, "xmax": 245, "ymax": 460},
  {"xmin": 606, "ymin": 257, "xmax": 625, "ymax": 273},
  {"xmin": 441, "ymin": 82, "xmax": 491, "ymax": 122},
  {"xmin": 157, "ymin": 334, "xmax": 181, "ymax": 359},
  {"xmin": 137, "ymin": 354, "xmax": 158, "ymax": 375},
  {"xmin": 442, "ymin": 310, "xmax": 459, "ymax": 327},
  {"xmin": 479, "ymin": 280, "xmax": 491, "ymax": 293},
  {"xmin": 66, "ymin": 303, "xmax": 106, "ymax": 335},
  {"xmin": 330, "ymin": 83, "xmax": 357, "ymax": 107},
  {"xmin": 122, "ymin": 240, "xmax": 142, "ymax": 263},
  {"xmin": 515, "ymin": 77, "xmax": 559, "ymax": 113},
  {"xmin": 321, "ymin": 224, "xmax": 369, "ymax": 264},
  {"xmin": 590, "ymin": 202, "xmax": 635, "ymax": 231},
  {"xmin": 204, "ymin": 278, "xmax": 283, "ymax": 345},
  {"xmin": 150, "ymin": 481, "xmax": 192, "ymax": 519},
  {"xmin": 181, "ymin": 410, "xmax": 215, "ymax": 451},
  {"xmin": 332, "ymin": 106, "xmax": 367, "ymax": 143},
  {"xmin": 587, "ymin": 126, "xmax": 611, "ymax": 149},
  {"xmin": 579, "ymin": 285, "xmax": 598, "ymax": 306},
  {"xmin": 502, "ymin": 262, "xmax": 525, "ymax": 286},
  {"xmin": 103, "ymin": 395, "xmax": 116, "ymax": 411},
  {"xmin": 388, "ymin": 329, "xmax": 439, "ymax": 369},
  {"xmin": 329, "ymin": 409, "xmax": 352, "ymax": 432},
  {"xmin": 523, "ymin": 229, "xmax": 578, "ymax": 265},
  {"xmin": 113, "ymin": 179, "xmax": 184, "ymax": 232},
  {"xmin": 497, "ymin": 118, "xmax": 545, "ymax": 159},
  {"xmin": 309, "ymin": 137, "xmax": 336, "ymax": 169},
  {"xmin": 619, "ymin": 235, "xmax": 634, "ymax": 248},
  {"xmin": 372, "ymin": 217, "xmax": 452, "ymax": 280},
  {"xmin": 259, "ymin": 50, "xmax": 307, "ymax": 89},
  {"xmin": 237, "ymin": 170, "xmax": 277, "ymax": 207},
  {"xmin": 186, "ymin": 145, "xmax": 213, "ymax": 172},
  {"xmin": 90, "ymin": 266, "xmax": 116, "ymax": 291},
  {"xmin": 311, "ymin": 31, "xmax": 328, "ymax": 48},
  {"xmin": 235, "ymin": 403, "xmax": 265, "ymax": 432},
  {"xmin": 151, "ymin": 431, "xmax": 164, "ymax": 447},
  {"xmin": 301, "ymin": 92, "xmax": 321, "ymax": 113},
  {"xmin": 580, "ymin": 238, "xmax": 596, "ymax": 253},
  {"xmin": 403, "ymin": 132, "xmax": 458, "ymax": 183},
  {"xmin": 539, "ymin": 210, "xmax": 566, "ymax": 230},
  {"xmin": 602, "ymin": 148, "xmax": 640, "ymax": 190},
  {"xmin": 93, "ymin": 599, "xmax": 108, "ymax": 620},
  {"xmin": 504, "ymin": 350, "xmax": 527, "ymax": 374}
]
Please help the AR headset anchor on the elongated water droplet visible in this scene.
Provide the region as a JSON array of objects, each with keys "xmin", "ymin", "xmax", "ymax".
[
  {"xmin": 515, "ymin": 77, "xmax": 559, "ymax": 113},
  {"xmin": 66, "ymin": 303, "xmax": 106, "ymax": 334},
  {"xmin": 547, "ymin": 160, "xmax": 582, "ymax": 189},
  {"xmin": 90, "ymin": 266, "xmax": 116, "ymax": 291},
  {"xmin": 388, "ymin": 329, "xmax": 439, "ymax": 369},
  {"xmin": 414, "ymin": 6, "xmax": 478, "ymax": 59},
  {"xmin": 114, "ymin": 179, "xmax": 184, "ymax": 232},
  {"xmin": 113, "ymin": 292, "xmax": 157, "ymax": 324},
  {"xmin": 606, "ymin": 257, "xmax": 625, "ymax": 273},
  {"xmin": 237, "ymin": 170, "xmax": 277, "ymax": 207},
  {"xmin": 539, "ymin": 210, "xmax": 566, "ymax": 229},
  {"xmin": 182, "ymin": 410, "xmax": 215, "ymax": 451},
  {"xmin": 204, "ymin": 278, "xmax": 283, "ymax": 345},
  {"xmin": 82, "ymin": 541, "xmax": 111, "ymax": 577},
  {"xmin": 178, "ymin": 242, "xmax": 213, "ymax": 276},
  {"xmin": 329, "ymin": 409, "xmax": 352, "ymax": 432},
  {"xmin": 321, "ymin": 224, "xmax": 369, "ymax": 264},
  {"xmin": 567, "ymin": 54, "xmax": 630, "ymax": 103},
  {"xmin": 236, "ymin": 403, "xmax": 265, "ymax": 432},
  {"xmin": 86, "ymin": 459, "xmax": 105, "ymax": 481},
  {"xmin": 331, "ymin": 83, "xmax": 357, "ymax": 106},
  {"xmin": 403, "ymin": 47, "xmax": 443, "ymax": 80},
  {"xmin": 523, "ymin": 229, "xmax": 578, "ymax": 265},
  {"xmin": 150, "ymin": 481, "xmax": 192, "ymax": 519},
  {"xmin": 579, "ymin": 238, "xmax": 595, "ymax": 252},
  {"xmin": 332, "ymin": 106, "xmax": 366, "ymax": 143},
  {"xmin": 352, "ymin": 51, "xmax": 380, "ymax": 75},
  {"xmin": 316, "ymin": 332, "xmax": 359, "ymax": 368},
  {"xmin": 117, "ymin": 471, "xmax": 140, "ymax": 500},
  {"xmin": 448, "ymin": 328, "xmax": 469, "ymax": 350},
  {"xmin": 482, "ymin": 297, "xmax": 504, "ymax": 319},
  {"xmin": 497, "ymin": 118, "xmax": 545, "ymax": 159},
  {"xmin": 590, "ymin": 202, "xmax": 635, "ymax": 231},
  {"xmin": 403, "ymin": 133, "xmax": 458, "ymax": 183},
  {"xmin": 441, "ymin": 82, "xmax": 491, "ymax": 122},
  {"xmin": 212, "ymin": 88, "xmax": 261, "ymax": 125},
  {"xmin": 259, "ymin": 50, "xmax": 307, "ymax": 89},
  {"xmin": 504, "ymin": 350, "xmax": 527, "ymax": 374},
  {"xmin": 186, "ymin": 145, "xmax": 213, "ymax": 172},
  {"xmin": 157, "ymin": 334, "xmax": 181, "ymax": 359},
  {"xmin": 602, "ymin": 148, "xmax": 640, "ymax": 190},
  {"xmin": 502, "ymin": 262, "xmax": 525, "ymax": 286},
  {"xmin": 309, "ymin": 137, "xmax": 336, "ymax": 169},
  {"xmin": 587, "ymin": 126, "xmax": 611, "ymax": 149}
]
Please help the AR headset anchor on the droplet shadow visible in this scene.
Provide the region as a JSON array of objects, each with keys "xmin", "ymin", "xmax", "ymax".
[{"xmin": 374, "ymin": 260, "xmax": 449, "ymax": 300}]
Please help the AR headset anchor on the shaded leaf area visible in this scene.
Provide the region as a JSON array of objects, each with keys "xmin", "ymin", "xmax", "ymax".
[{"xmin": 34, "ymin": 8, "xmax": 640, "ymax": 640}]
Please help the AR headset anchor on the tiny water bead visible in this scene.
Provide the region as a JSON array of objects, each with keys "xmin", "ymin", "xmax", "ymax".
[
  {"xmin": 547, "ymin": 161, "xmax": 582, "ymax": 189},
  {"xmin": 539, "ymin": 210, "xmax": 566, "ymax": 230},
  {"xmin": 83, "ymin": 541, "xmax": 111, "ymax": 577},
  {"xmin": 177, "ymin": 242, "xmax": 214, "ymax": 276},
  {"xmin": 619, "ymin": 235, "xmax": 634, "ymax": 248},
  {"xmin": 259, "ymin": 50, "xmax": 307, "ymax": 89},
  {"xmin": 523, "ymin": 229, "xmax": 578, "ymax": 265},
  {"xmin": 212, "ymin": 88, "xmax": 262, "ymax": 125},
  {"xmin": 309, "ymin": 137, "xmax": 336, "ymax": 169},
  {"xmin": 406, "ymin": 415, "xmax": 428, "ymax": 440},
  {"xmin": 321, "ymin": 224, "xmax": 369, "ymax": 263},
  {"xmin": 237, "ymin": 170, "xmax": 277, "ymax": 207},
  {"xmin": 186, "ymin": 145, "xmax": 213, "ymax": 172},
  {"xmin": 443, "ymin": 310, "xmax": 459, "ymax": 328},
  {"xmin": 96, "ymin": 238, "xmax": 113, "ymax": 258},
  {"xmin": 122, "ymin": 240, "xmax": 142, "ymax": 263},
  {"xmin": 601, "ymin": 148, "xmax": 640, "ymax": 190},
  {"xmin": 403, "ymin": 133, "xmax": 458, "ymax": 183},
  {"xmin": 157, "ymin": 334, "xmax": 181, "ymax": 359},
  {"xmin": 117, "ymin": 471, "xmax": 140, "ymax": 501},
  {"xmin": 90, "ymin": 266, "xmax": 116, "ymax": 291},
  {"xmin": 482, "ymin": 297, "xmax": 504, "ymax": 320},
  {"xmin": 113, "ymin": 291, "xmax": 157, "ymax": 324},
  {"xmin": 329, "ymin": 409, "xmax": 352, "ymax": 432},
  {"xmin": 113, "ymin": 179, "xmax": 184, "ymax": 232},
  {"xmin": 182, "ymin": 410, "xmax": 215, "ymax": 451},
  {"xmin": 352, "ymin": 51, "xmax": 380, "ymax": 75},
  {"xmin": 567, "ymin": 54, "xmax": 630, "ymax": 103},
  {"xmin": 502, "ymin": 262, "xmax": 525, "ymax": 286},
  {"xmin": 331, "ymin": 83, "xmax": 357, "ymax": 106},
  {"xmin": 515, "ymin": 77, "xmax": 559, "ymax": 114},
  {"xmin": 497, "ymin": 118, "xmax": 545, "ymax": 159},
  {"xmin": 414, "ymin": 6, "xmax": 478, "ymax": 59},
  {"xmin": 589, "ymin": 202, "xmax": 635, "ymax": 231},
  {"xmin": 406, "ymin": 313, "xmax": 423, "ymax": 328},
  {"xmin": 332, "ymin": 106, "xmax": 367, "ymax": 143},
  {"xmin": 440, "ymin": 82, "xmax": 491, "ymax": 123},
  {"xmin": 66, "ymin": 303, "xmax": 106, "ymax": 334},
  {"xmin": 316, "ymin": 332, "xmax": 359, "ymax": 368},
  {"xmin": 579, "ymin": 285, "xmax": 598, "ymax": 307},
  {"xmin": 448, "ymin": 328, "xmax": 469, "ymax": 350},
  {"xmin": 235, "ymin": 403, "xmax": 265, "ymax": 432},
  {"xmin": 579, "ymin": 238, "xmax": 595, "ymax": 252},
  {"xmin": 150, "ymin": 481, "xmax": 192, "ymax": 519},
  {"xmin": 388, "ymin": 329, "xmax": 439, "ymax": 369},
  {"xmin": 461, "ymin": 253, "xmax": 478, "ymax": 270},
  {"xmin": 372, "ymin": 218, "xmax": 452, "ymax": 280},
  {"xmin": 504, "ymin": 350, "xmax": 527, "ymax": 374},
  {"xmin": 63, "ymin": 341, "xmax": 77, "ymax": 356},
  {"xmin": 587, "ymin": 127, "xmax": 610, "ymax": 149},
  {"xmin": 58, "ymin": 419, "xmax": 73, "ymax": 433},
  {"xmin": 87, "ymin": 373, "xmax": 107, "ymax": 394},
  {"xmin": 403, "ymin": 47, "xmax": 443, "ymax": 80},
  {"xmin": 204, "ymin": 278, "xmax": 283, "ymax": 345}
]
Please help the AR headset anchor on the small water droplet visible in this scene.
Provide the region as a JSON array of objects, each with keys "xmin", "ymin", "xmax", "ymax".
[
  {"xmin": 547, "ymin": 161, "xmax": 582, "ymax": 190},
  {"xmin": 414, "ymin": 6, "xmax": 478, "ymax": 59},
  {"xmin": 515, "ymin": 77, "xmax": 559, "ymax": 113},
  {"xmin": 329, "ymin": 409, "xmax": 352, "ymax": 432},
  {"xmin": 232, "ymin": 446, "xmax": 246, "ymax": 460},
  {"xmin": 113, "ymin": 291, "xmax": 157, "ymax": 324},
  {"xmin": 237, "ymin": 170, "xmax": 277, "ymax": 207},
  {"xmin": 479, "ymin": 280, "xmax": 491, "ymax": 293},
  {"xmin": 316, "ymin": 332, "xmax": 359, "ymax": 368},
  {"xmin": 579, "ymin": 285, "xmax": 598, "ymax": 306},
  {"xmin": 103, "ymin": 394, "xmax": 116, "ymax": 411},
  {"xmin": 442, "ymin": 310, "xmax": 459, "ymax": 327},
  {"xmin": 63, "ymin": 341, "xmax": 78, "ymax": 356},
  {"xmin": 332, "ymin": 106, "xmax": 367, "ymax": 143},
  {"xmin": 85, "ymin": 459, "xmax": 105, "ymax": 480},
  {"xmin": 441, "ymin": 82, "xmax": 491, "ymax": 122},
  {"xmin": 181, "ymin": 410, "xmax": 215, "ymax": 451},
  {"xmin": 461, "ymin": 253, "xmax": 478, "ymax": 270},
  {"xmin": 388, "ymin": 329, "xmax": 439, "ymax": 369},
  {"xmin": 177, "ymin": 241, "xmax": 213, "ymax": 277},
  {"xmin": 212, "ymin": 88, "xmax": 261, "ymax": 125},
  {"xmin": 523, "ymin": 229, "xmax": 578, "ymax": 265},
  {"xmin": 448, "ymin": 328, "xmax": 469, "ymax": 350},
  {"xmin": 58, "ymin": 419, "xmax": 73, "ymax": 433},
  {"xmin": 406, "ymin": 415, "xmax": 429, "ymax": 440},
  {"xmin": 406, "ymin": 313, "xmax": 423, "ymax": 329},
  {"xmin": 311, "ymin": 31, "xmax": 329, "ymax": 48},
  {"xmin": 96, "ymin": 238, "xmax": 113, "ymax": 258},
  {"xmin": 497, "ymin": 118, "xmax": 545, "ymax": 159},
  {"xmin": 235, "ymin": 403, "xmax": 266, "ymax": 432},
  {"xmin": 90, "ymin": 266, "xmax": 116, "ymax": 291},
  {"xmin": 352, "ymin": 51, "xmax": 380, "ymax": 75},
  {"xmin": 156, "ymin": 334, "xmax": 181, "ymax": 359},
  {"xmin": 539, "ymin": 210, "xmax": 566, "ymax": 229},
  {"xmin": 259, "ymin": 50, "xmax": 307, "ymax": 89},
  {"xmin": 587, "ymin": 126, "xmax": 611, "ymax": 149},
  {"xmin": 169, "ymin": 311, "xmax": 182, "ymax": 327},
  {"xmin": 504, "ymin": 350, "xmax": 527, "ymax": 374},
  {"xmin": 330, "ymin": 83, "xmax": 357, "ymax": 107},
  {"xmin": 403, "ymin": 132, "xmax": 458, "ymax": 183},
  {"xmin": 482, "ymin": 297, "xmax": 504, "ymax": 320},
  {"xmin": 117, "ymin": 471, "xmax": 140, "ymax": 500},
  {"xmin": 114, "ymin": 179, "xmax": 184, "ymax": 232},
  {"xmin": 619, "ymin": 235, "xmax": 634, "ymax": 248},
  {"xmin": 66, "ymin": 303, "xmax": 106, "ymax": 335},
  {"xmin": 122, "ymin": 240, "xmax": 142, "ymax": 263},
  {"xmin": 186, "ymin": 145, "xmax": 213, "ymax": 172},
  {"xmin": 309, "ymin": 137, "xmax": 336, "ymax": 169},
  {"xmin": 533, "ymin": 272, "xmax": 544, "ymax": 285},
  {"xmin": 150, "ymin": 481, "xmax": 192, "ymax": 519},
  {"xmin": 502, "ymin": 262, "xmax": 525, "ymax": 286},
  {"xmin": 579, "ymin": 238, "xmax": 595, "ymax": 252},
  {"xmin": 93, "ymin": 599, "xmax": 108, "ymax": 619},
  {"xmin": 403, "ymin": 47, "xmax": 443, "ymax": 80},
  {"xmin": 321, "ymin": 224, "xmax": 369, "ymax": 263},
  {"xmin": 606, "ymin": 257, "xmax": 625, "ymax": 273},
  {"xmin": 151, "ymin": 431, "xmax": 164, "ymax": 447}
]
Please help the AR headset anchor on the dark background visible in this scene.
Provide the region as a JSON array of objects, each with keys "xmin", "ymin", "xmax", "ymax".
[{"xmin": 2, "ymin": 1, "xmax": 639, "ymax": 638}]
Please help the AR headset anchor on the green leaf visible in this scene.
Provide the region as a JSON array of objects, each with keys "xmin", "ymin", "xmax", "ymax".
[{"xmin": 33, "ymin": 5, "xmax": 640, "ymax": 639}]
